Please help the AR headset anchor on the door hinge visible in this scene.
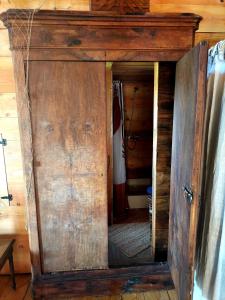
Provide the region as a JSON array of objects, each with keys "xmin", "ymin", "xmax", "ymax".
[
  {"xmin": 1, "ymin": 194, "xmax": 13, "ymax": 201},
  {"xmin": 0, "ymin": 135, "xmax": 13, "ymax": 205},
  {"xmin": 0, "ymin": 138, "xmax": 7, "ymax": 146},
  {"xmin": 183, "ymin": 186, "xmax": 193, "ymax": 204}
]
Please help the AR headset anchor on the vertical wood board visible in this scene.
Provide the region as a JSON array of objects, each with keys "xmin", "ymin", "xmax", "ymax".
[
  {"xmin": 12, "ymin": 51, "xmax": 41, "ymax": 277},
  {"xmin": 155, "ymin": 63, "xmax": 175, "ymax": 260},
  {"xmin": 29, "ymin": 61, "xmax": 108, "ymax": 272},
  {"xmin": 106, "ymin": 62, "xmax": 113, "ymax": 225},
  {"xmin": 168, "ymin": 42, "xmax": 207, "ymax": 299}
]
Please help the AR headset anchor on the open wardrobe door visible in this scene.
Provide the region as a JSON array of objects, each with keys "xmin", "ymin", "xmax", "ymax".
[{"xmin": 168, "ymin": 42, "xmax": 208, "ymax": 300}]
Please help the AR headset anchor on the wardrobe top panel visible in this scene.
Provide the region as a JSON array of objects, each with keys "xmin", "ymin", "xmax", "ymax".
[
  {"xmin": 1, "ymin": 10, "xmax": 201, "ymax": 28},
  {"xmin": 0, "ymin": 10, "xmax": 202, "ymax": 61}
]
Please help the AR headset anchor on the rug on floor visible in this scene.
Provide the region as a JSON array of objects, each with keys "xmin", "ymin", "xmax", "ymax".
[{"xmin": 109, "ymin": 222, "xmax": 151, "ymax": 257}]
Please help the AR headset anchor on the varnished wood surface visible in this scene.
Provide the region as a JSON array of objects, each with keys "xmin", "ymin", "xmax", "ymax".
[
  {"xmin": 0, "ymin": 239, "xmax": 15, "ymax": 268},
  {"xmin": 29, "ymin": 61, "xmax": 108, "ymax": 273},
  {"xmin": 168, "ymin": 42, "xmax": 207, "ymax": 300},
  {"xmin": 1, "ymin": 10, "xmax": 201, "ymax": 25},
  {"xmin": 0, "ymin": 0, "xmax": 223, "ymax": 278},
  {"xmin": 154, "ymin": 63, "xmax": 175, "ymax": 260},
  {"xmin": 0, "ymin": 274, "xmax": 177, "ymax": 300},
  {"xmin": 3, "ymin": 8, "xmax": 201, "ymax": 284},
  {"xmin": 91, "ymin": 0, "xmax": 149, "ymax": 14},
  {"xmin": 22, "ymin": 49, "xmax": 193, "ymax": 62},
  {"xmin": 150, "ymin": 3, "xmax": 225, "ymax": 32},
  {"xmin": 0, "ymin": 0, "xmax": 224, "ymax": 33},
  {"xmin": 12, "ymin": 51, "xmax": 41, "ymax": 277},
  {"xmin": 0, "ymin": 10, "xmax": 200, "ymax": 64},
  {"xmin": 0, "ymin": 57, "xmax": 14, "ymax": 92},
  {"xmin": 106, "ymin": 62, "xmax": 113, "ymax": 225},
  {"xmin": 33, "ymin": 264, "xmax": 174, "ymax": 299},
  {"xmin": 113, "ymin": 209, "xmax": 148, "ymax": 224},
  {"xmin": 195, "ymin": 32, "xmax": 225, "ymax": 47}
]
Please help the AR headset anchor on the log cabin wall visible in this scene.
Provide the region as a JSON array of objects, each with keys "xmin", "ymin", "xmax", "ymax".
[
  {"xmin": 154, "ymin": 63, "xmax": 175, "ymax": 260},
  {"xmin": 113, "ymin": 63, "xmax": 154, "ymax": 209},
  {"xmin": 0, "ymin": 0, "xmax": 224, "ymax": 274},
  {"xmin": 124, "ymin": 79, "xmax": 153, "ymax": 209}
]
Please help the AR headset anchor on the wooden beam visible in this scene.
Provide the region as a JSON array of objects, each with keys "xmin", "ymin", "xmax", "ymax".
[
  {"xmin": 150, "ymin": 4, "xmax": 225, "ymax": 32},
  {"xmin": 91, "ymin": 0, "xmax": 149, "ymax": 14},
  {"xmin": 33, "ymin": 264, "xmax": 174, "ymax": 299}
]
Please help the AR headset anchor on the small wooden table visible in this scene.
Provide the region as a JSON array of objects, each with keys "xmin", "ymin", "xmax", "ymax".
[{"xmin": 0, "ymin": 239, "xmax": 16, "ymax": 289}]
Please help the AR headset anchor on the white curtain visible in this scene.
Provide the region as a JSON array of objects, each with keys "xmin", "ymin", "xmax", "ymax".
[
  {"xmin": 194, "ymin": 40, "xmax": 225, "ymax": 300},
  {"xmin": 113, "ymin": 80, "xmax": 126, "ymax": 185},
  {"xmin": 113, "ymin": 81, "xmax": 127, "ymax": 218}
]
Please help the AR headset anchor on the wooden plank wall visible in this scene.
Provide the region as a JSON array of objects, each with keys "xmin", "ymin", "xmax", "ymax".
[
  {"xmin": 0, "ymin": 0, "xmax": 224, "ymax": 274},
  {"xmin": 114, "ymin": 73, "xmax": 154, "ymax": 180},
  {"xmin": 112, "ymin": 63, "xmax": 154, "ymax": 210},
  {"xmin": 155, "ymin": 63, "xmax": 175, "ymax": 260}
]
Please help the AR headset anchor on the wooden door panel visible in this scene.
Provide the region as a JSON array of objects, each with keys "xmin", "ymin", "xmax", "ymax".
[
  {"xmin": 168, "ymin": 42, "xmax": 208, "ymax": 299},
  {"xmin": 29, "ymin": 61, "xmax": 108, "ymax": 273}
]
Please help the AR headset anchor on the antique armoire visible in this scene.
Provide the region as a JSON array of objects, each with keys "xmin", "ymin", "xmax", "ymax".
[{"xmin": 1, "ymin": 9, "xmax": 207, "ymax": 300}]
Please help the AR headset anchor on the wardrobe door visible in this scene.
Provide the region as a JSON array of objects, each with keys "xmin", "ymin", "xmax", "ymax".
[
  {"xmin": 168, "ymin": 42, "xmax": 208, "ymax": 299},
  {"xmin": 29, "ymin": 61, "xmax": 108, "ymax": 273}
]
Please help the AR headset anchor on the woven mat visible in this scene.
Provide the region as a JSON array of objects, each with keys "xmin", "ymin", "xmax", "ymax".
[{"xmin": 109, "ymin": 223, "xmax": 151, "ymax": 258}]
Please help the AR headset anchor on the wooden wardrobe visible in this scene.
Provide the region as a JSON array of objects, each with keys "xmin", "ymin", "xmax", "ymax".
[{"xmin": 1, "ymin": 10, "xmax": 207, "ymax": 300}]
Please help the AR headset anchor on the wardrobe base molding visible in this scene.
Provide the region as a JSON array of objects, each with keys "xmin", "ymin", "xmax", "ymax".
[{"xmin": 32, "ymin": 263, "xmax": 173, "ymax": 299}]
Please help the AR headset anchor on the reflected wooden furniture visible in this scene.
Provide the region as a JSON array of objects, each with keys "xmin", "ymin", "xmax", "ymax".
[
  {"xmin": 1, "ymin": 10, "xmax": 207, "ymax": 300},
  {"xmin": 0, "ymin": 239, "xmax": 16, "ymax": 290}
]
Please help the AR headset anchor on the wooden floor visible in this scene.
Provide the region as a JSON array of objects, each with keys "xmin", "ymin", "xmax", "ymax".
[
  {"xmin": 0, "ymin": 274, "xmax": 177, "ymax": 300},
  {"xmin": 113, "ymin": 209, "xmax": 149, "ymax": 224}
]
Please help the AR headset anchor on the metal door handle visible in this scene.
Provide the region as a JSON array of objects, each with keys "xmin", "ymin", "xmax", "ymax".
[{"xmin": 183, "ymin": 186, "xmax": 193, "ymax": 204}]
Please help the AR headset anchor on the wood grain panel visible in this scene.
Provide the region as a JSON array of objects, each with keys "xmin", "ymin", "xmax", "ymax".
[
  {"xmin": 0, "ymin": 0, "xmax": 89, "ymax": 11},
  {"xmin": 195, "ymin": 32, "xmax": 225, "ymax": 47},
  {"xmin": 12, "ymin": 25, "xmax": 193, "ymax": 51},
  {"xmin": 0, "ymin": 235, "xmax": 30, "ymax": 274},
  {"xmin": 150, "ymin": 4, "xmax": 225, "ymax": 32},
  {"xmin": 0, "ymin": 274, "xmax": 178, "ymax": 300},
  {"xmin": 0, "ymin": 29, "xmax": 10, "ymax": 56},
  {"xmin": 0, "ymin": 274, "xmax": 30, "ymax": 299},
  {"xmin": 0, "ymin": 1, "xmax": 90, "ymax": 28},
  {"xmin": 0, "ymin": 57, "xmax": 15, "ymax": 93},
  {"xmin": 91, "ymin": 0, "xmax": 149, "ymax": 14},
  {"xmin": 0, "ymin": 93, "xmax": 17, "ymax": 117},
  {"xmin": 29, "ymin": 61, "xmax": 108, "ymax": 272},
  {"xmin": 153, "ymin": 63, "xmax": 175, "ymax": 261},
  {"xmin": 168, "ymin": 42, "xmax": 207, "ymax": 300},
  {"xmin": 122, "ymin": 80, "xmax": 154, "ymax": 180},
  {"xmin": 0, "ymin": 118, "xmax": 19, "ymax": 140},
  {"xmin": 0, "ymin": 0, "xmax": 220, "ymax": 281},
  {"xmin": 0, "ymin": 206, "xmax": 27, "ymax": 235},
  {"xmin": 33, "ymin": 264, "xmax": 173, "ymax": 298},
  {"xmin": 12, "ymin": 51, "xmax": 42, "ymax": 276},
  {"xmin": 54, "ymin": 0, "xmax": 90, "ymax": 10},
  {"xmin": 106, "ymin": 49, "xmax": 191, "ymax": 62},
  {"xmin": 151, "ymin": 0, "xmax": 225, "ymax": 5},
  {"xmin": 106, "ymin": 62, "xmax": 113, "ymax": 225}
]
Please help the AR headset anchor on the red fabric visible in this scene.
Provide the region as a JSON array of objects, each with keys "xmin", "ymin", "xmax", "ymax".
[
  {"xmin": 113, "ymin": 81, "xmax": 127, "ymax": 220},
  {"xmin": 113, "ymin": 91, "xmax": 121, "ymax": 134},
  {"xmin": 113, "ymin": 183, "xmax": 128, "ymax": 220}
]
